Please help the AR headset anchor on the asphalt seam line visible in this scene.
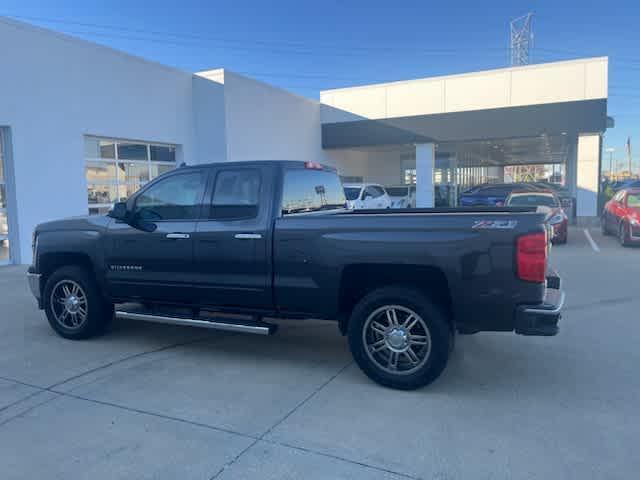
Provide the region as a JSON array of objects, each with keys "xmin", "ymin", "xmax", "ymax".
[
  {"xmin": 0, "ymin": 334, "xmax": 221, "ymax": 423},
  {"xmin": 209, "ymin": 360, "xmax": 355, "ymax": 480},
  {"xmin": 47, "ymin": 334, "xmax": 217, "ymax": 390},
  {"xmin": 3, "ymin": 364, "xmax": 420, "ymax": 479},
  {"xmin": 583, "ymin": 228, "xmax": 600, "ymax": 252}
]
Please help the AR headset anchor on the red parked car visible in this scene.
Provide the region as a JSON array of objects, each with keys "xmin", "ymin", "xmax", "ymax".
[
  {"xmin": 602, "ymin": 188, "xmax": 640, "ymax": 246},
  {"xmin": 506, "ymin": 190, "xmax": 568, "ymax": 244}
]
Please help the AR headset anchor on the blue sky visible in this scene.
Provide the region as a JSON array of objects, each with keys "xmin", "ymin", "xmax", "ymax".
[{"xmin": 2, "ymin": 0, "xmax": 639, "ymax": 173}]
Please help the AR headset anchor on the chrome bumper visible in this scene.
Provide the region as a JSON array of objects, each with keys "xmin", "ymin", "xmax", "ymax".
[{"xmin": 27, "ymin": 272, "xmax": 42, "ymax": 301}]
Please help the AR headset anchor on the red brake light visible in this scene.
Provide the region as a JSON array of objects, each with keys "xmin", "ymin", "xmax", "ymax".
[
  {"xmin": 304, "ymin": 161, "xmax": 323, "ymax": 170},
  {"xmin": 517, "ymin": 232, "xmax": 547, "ymax": 283}
]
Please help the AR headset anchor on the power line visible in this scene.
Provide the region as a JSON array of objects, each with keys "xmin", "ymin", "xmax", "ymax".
[
  {"xmin": 2, "ymin": 13, "xmax": 511, "ymax": 56},
  {"xmin": 7, "ymin": 12, "xmax": 640, "ymax": 74},
  {"xmin": 7, "ymin": 12, "xmax": 640, "ymax": 68}
]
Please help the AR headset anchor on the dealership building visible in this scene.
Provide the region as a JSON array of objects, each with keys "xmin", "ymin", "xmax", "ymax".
[{"xmin": 0, "ymin": 17, "xmax": 610, "ymax": 265}]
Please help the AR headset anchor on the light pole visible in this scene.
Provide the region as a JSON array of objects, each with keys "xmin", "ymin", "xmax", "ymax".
[{"xmin": 605, "ymin": 147, "xmax": 615, "ymax": 180}]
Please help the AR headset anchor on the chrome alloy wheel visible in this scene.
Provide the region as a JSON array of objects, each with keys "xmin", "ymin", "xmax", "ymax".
[
  {"xmin": 362, "ymin": 305, "xmax": 432, "ymax": 375},
  {"xmin": 50, "ymin": 280, "xmax": 88, "ymax": 329}
]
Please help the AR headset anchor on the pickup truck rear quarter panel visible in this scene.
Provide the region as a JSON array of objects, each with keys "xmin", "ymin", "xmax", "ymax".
[{"xmin": 274, "ymin": 211, "xmax": 547, "ymax": 332}]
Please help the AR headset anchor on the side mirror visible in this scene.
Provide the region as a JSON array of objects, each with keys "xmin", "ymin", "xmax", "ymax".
[{"xmin": 108, "ymin": 202, "xmax": 128, "ymax": 221}]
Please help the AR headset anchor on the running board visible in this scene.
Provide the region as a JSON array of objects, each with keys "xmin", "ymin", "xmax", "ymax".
[{"xmin": 115, "ymin": 309, "xmax": 277, "ymax": 335}]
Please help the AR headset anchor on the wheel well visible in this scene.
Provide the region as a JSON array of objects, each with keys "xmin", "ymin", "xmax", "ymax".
[
  {"xmin": 39, "ymin": 252, "xmax": 95, "ymax": 287},
  {"xmin": 338, "ymin": 264, "xmax": 453, "ymax": 334}
]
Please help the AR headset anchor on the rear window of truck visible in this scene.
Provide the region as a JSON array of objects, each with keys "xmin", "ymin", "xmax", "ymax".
[{"xmin": 282, "ymin": 168, "xmax": 347, "ymax": 215}]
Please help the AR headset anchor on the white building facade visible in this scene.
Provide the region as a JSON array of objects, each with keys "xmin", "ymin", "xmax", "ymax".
[{"xmin": 0, "ymin": 17, "xmax": 609, "ymax": 265}]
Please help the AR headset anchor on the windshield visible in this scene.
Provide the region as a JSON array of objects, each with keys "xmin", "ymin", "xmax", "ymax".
[
  {"xmin": 344, "ymin": 187, "xmax": 361, "ymax": 201},
  {"xmin": 628, "ymin": 193, "xmax": 640, "ymax": 208},
  {"xmin": 507, "ymin": 194, "xmax": 559, "ymax": 207},
  {"xmin": 386, "ymin": 187, "xmax": 409, "ymax": 197}
]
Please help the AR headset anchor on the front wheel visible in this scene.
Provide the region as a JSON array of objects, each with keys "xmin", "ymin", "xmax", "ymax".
[
  {"xmin": 601, "ymin": 216, "xmax": 609, "ymax": 236},
  {"xmin": 348, "ymin": 286, "xmax": 451, "ymax": 390},
  {"xmin": 43, "ymin": 265, "xmax": 114, "ymax": 340}
]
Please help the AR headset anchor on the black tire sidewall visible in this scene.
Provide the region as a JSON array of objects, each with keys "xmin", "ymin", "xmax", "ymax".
[
  {"xmin": 619, "ymin": 222, "xmax": 629, "ymax": 247},
  {"xmin": 43, "ymin": 266, "xmax": 112, "ymax": 340},
  {"xmin": 348, "ymin": 286, "xmax": 450, "ymax": 390}
]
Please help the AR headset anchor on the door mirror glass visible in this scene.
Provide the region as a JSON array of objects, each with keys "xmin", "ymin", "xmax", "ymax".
[{"xmin": 108, "ymin": 202, "xmax": 128, "ymax": 221}]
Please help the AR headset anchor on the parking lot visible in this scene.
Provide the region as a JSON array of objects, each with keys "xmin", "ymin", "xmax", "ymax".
[{"xmin": 0, "ymin": 226, "xmax": 638, "ymax": 480}]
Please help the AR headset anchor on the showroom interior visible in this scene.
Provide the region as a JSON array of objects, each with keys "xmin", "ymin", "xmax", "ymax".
[{"xmin": 0, "ymin": 16, "xmax": 609, "ymax": 265}]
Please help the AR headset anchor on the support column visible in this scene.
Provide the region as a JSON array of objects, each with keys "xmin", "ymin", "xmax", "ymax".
[
  {"xmin": 487, "ymin": 166, "xmax": 504, "ymax": 182},
  {"xmin": 576, "ymin": 133, "xmax": 602, "ymax": 221},
  {"xmin": 416, "ymin": 143, "xmax": 435, "ymax": 207},
  {"xmin": 565, "ymin": 138, "xmax": 577, "ymax": 197}
]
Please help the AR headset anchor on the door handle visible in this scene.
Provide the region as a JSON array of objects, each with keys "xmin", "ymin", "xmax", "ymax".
[
  {"xmin": 166, "ymin": 233, "xmax": 190, "ymax": 239},
  {"xmin": 234, "ymin": 233, "xmax": 262, "ymax": 240}
]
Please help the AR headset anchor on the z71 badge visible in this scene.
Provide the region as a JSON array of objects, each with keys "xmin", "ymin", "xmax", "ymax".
[{"xmin": 472, "ymin": 220, "xmax": 518, "ymax": 229}]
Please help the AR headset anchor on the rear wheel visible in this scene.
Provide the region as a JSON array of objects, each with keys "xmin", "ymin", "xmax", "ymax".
[
  {"xmin": 601, "ymin": 216, "xmax": 609, "ymax": 236},
  {"xmin": 347, "ymin": 286, "xmax": 450, "ymax": 390},
  {"xmin": 43, "ymin": 266, "xmax": 113, "ymax": 339},
  {"xmin": 555, "ymin": 231, "xmax": 568, "ymax": 245},
  {"xmin": 619, "ymin": 222, "xmax": 631, "ymax": 247}
]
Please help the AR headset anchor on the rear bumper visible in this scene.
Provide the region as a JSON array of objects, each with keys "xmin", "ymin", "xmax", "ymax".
[{"xmin": 514, "ymin": 274, "xmax": 565, "ymax": 336}]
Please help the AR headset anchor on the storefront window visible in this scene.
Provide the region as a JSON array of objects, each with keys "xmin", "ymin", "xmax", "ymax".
[
  {"xmin": 84, "ymin": 136, "xmax": 177, "ymax": 214},
  {"xmin": 403, "ymin": 168, "xmax": 416, "ymax": 185},
  {"xmin": 0, "ymin": 130, "xmax": 10, "ymax": 264}
]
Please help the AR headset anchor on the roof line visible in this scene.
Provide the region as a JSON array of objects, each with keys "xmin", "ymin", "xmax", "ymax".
[
  {"xmin": 320, "ymin": 57, "xmax": 608, "ymax": 95},
  {"xmin": 0, "ymin": 15, "xmax": 190, "ymax": 77}
]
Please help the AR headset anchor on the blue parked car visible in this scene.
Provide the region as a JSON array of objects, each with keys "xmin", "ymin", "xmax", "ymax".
[
  {"xmin": 612, "ymin": 180, "xmax": 640, "ymax": 191},
  {"xmin": 459, "ymin": 183, "xmax": 541, "ymax": 207}
]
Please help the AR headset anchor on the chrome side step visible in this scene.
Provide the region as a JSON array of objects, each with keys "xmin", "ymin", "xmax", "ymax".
[{"xmin": 115, "ymin": 310, "xmax": 277, "ymax": 335}]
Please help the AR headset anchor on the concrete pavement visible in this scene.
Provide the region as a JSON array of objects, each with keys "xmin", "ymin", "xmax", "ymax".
[{"xmin": 0, "ymin": 227, "xmax": 638, "ymax": 479}]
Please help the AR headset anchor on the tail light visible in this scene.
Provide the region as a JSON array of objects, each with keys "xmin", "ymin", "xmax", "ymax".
[
  {"xmin": 517, "ymin": 232, "xmax": 547, "ymax": 283},
  {"xmin": 304, "ymin": 161, "xmax": 323, "ymax": 170}
]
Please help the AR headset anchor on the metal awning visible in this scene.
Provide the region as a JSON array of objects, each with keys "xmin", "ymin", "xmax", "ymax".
[{"xmin": 322, "ymin": 99, "xmax": 607, "ymax": 150}]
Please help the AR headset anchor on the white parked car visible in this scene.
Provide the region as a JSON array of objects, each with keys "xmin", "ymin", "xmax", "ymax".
[
  {"xmin": 385, "ymin": 185, "xmax": 416, "ymax": 208},
  {"xmin": 343, "ymin": 183, "xmax": 392, "ymax": 209}
]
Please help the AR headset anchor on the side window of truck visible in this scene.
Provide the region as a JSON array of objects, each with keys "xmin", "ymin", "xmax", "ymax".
[
  {"xmin": 281, "ymin": 168, "xmax": 346, "ymax": 215},
  {"xmin": 209, "ymin": 169, "xmax": 261, "ymax": 220},
  {"xmin": 134, "ymin": 171, "xmax": 206, "ymax": 221}
]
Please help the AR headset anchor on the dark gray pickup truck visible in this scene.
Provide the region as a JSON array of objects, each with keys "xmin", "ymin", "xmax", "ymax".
[{"xmin": 27, "ymin": 160, "xmax": 564, "ymax": 389}]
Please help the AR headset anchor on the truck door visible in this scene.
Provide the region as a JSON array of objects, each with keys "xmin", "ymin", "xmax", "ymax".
[
  {"xmin": 193, "ymin": 164, "xmax": 274, "ymax": 309},
  {"xmin": 104, "ymin": 169, "xmax": 208, "ymax": 302}
]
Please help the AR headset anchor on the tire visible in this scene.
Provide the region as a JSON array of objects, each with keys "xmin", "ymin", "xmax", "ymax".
[
  {"xmin": 554, "ymin": 233, "xmax": 568, "ymax": 245},
  {"xmin": 601, "ymin": 216, "xmax": 609, "ymax": 236},
  {"xmin": 619, "ymin": 222, "xmax": 631, "ymax": 247},
  {"xmin": 347, "ymin": 286, "xmax": 451, "ymax": 390},
  {"xmin": 43, "ymin": 265, "xmax": 114, "ymax": 340}
]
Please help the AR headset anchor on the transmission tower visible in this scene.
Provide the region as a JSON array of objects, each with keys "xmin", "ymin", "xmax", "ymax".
[{"xmin": 510, "ymin": 13, "xmax": 534, "ymax": 66}]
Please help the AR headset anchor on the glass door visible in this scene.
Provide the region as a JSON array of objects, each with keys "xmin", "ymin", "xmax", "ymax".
[{"xmin": 0, "ymin": 130, "xmax": 10, "ymax": 265}]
